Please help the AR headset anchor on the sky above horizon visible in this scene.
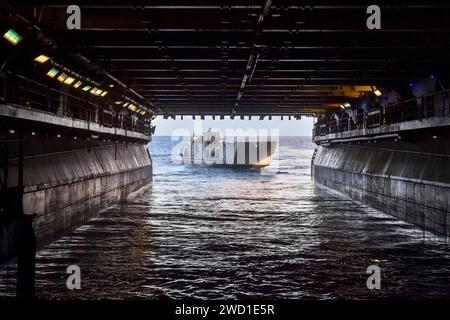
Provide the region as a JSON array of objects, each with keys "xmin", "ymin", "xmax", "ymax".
[{"xmin": 153, "ymin": 116, "xmax": 315, "ymax": 137}]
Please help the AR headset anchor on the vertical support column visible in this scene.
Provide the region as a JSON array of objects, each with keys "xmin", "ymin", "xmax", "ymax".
[
  {"xmin": 400, "ymin": 103, "xmax": 404, "ymax": 122},
  {"xmin": 95, "ymin": 106, "xmax": 99, "ymax": 124},
  {"xmin": 114, "ymin": 139, "xmax": 118, "ymax": 161},
  {"xmin": 1, "ymin": 139, "xmax": 8, "ymax": 189},
  {"xmin": 443, "ymin": 91, "xmax": 446, "ymax": 117},
  {"xmin": 420, "ymin": 96, "xmax": 424, "ymax": 119},
  {"xmin": 363, "ymin": 112, "xmax": 367, "ymax": 129},
  {"xmin": 45, "ymin": 86, "xmax": 51, "ymax": 113},
  {"xmin": 17, "ymin": 131, "xmax": 23, "ymax": 192},
  {"xmin": 0, "ymin": 70, "xmax": 7, "ymax": 103}
]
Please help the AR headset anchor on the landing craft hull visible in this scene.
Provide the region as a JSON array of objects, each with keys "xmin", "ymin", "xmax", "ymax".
[{"xmin": 183, "ymin": 140, "xmax": 277, "ymax": 167}]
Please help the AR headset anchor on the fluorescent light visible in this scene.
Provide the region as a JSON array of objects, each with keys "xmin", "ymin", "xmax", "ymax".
[
  {"xmin": 114, "ymin": 101, "xmax": 123, "ymax": 105},
  {"xmin": 340, "ymin": 104, "xmax": 345, "ymax": 109},
  {"xmin": 109, "ymin": 84, "xmax": 114, "ymax": 88},
  {"xmin": 374, "ymin": 89, "xmax": 382, "ymax": 96},
  {"xmin": 63, "ymin": 77, "xmax": 75, "ymax": 85},
  {"xmin": 82, "ymin": 85, "xmax": 92, "ymax": 92},
  {"xmin": 90, "ymin": 88, "xmax": 103, "ymax": 96},
  {"xmin": 123, "ymin": 102, "xmax": 130, "ymax": 107},
  {"xmin": 3, "ymin": 29, "xmax": 22, "ymax": 45},
  {"xmin": 343, "ymin": 102, "xmax": 351, "ymax": 108},
  {"xmin": 73, "ymin": 81, "xmax": 83, "ymax": 89},
  {"xmin": 46, "ymin": 68, "xmax": 59, "ymax": 78},
  {"xmin": 57, "ymin": 73, "xmax": 68, "ymax": 82},
  {"xmin": 100, "ymin": 91, "xmax": 108, "ymax": 97},
  {"xmin": 34, "ymin": 55, "xmax": 50, "ymax": 63}
]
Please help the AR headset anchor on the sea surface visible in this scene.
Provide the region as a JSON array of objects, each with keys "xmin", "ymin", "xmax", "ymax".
[{"xmin": 2, "ymin": 136, "xmax": 450, "ymax": 299}]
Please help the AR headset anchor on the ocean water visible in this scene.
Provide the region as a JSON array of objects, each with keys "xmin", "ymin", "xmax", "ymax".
[{"xmin": 2, "ymin": 136, "xmax": 450, "ymax": 299}]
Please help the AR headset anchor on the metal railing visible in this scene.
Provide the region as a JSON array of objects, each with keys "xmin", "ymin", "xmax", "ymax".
[
  {"xmin": 1, "ymin": 72, "xmax": 155, "ymax": 136},
  {"xmin": 313, "ymin": 90, "xmax": 450, "ymax": 138}
]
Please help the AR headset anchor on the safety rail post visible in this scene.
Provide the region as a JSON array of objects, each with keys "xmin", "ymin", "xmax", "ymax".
[
  {"xmin": 400, "ymin": 102, "xmax": 404, "ymax": 123},
  {"xmin": 420, "ymin": 96, "xmax": 424, "ymax": 120},
  {"xmin": 447, "ymin": 91, "xmax": 450, "ymax": 116},
  {"xmin": 443, "ymin": 91, "xmax": 446, "ymax": 117},
  {"xmin": 363, "ymin": 111, "xmax": 367, "ymax": 129},
  {"xmin": 378, "ymin": 106, "xmax": 382, "ymax": 126}
]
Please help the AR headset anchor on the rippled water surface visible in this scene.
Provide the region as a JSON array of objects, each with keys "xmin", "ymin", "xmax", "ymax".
[{"xmin": 2, "ymin": 136, "xmax": 450, "ymax": 299}]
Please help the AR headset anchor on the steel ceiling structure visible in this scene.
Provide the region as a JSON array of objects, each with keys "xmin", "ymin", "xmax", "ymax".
[{"xmin": 8, "ymin": 1, "xmax": 450, "ymax": 116}]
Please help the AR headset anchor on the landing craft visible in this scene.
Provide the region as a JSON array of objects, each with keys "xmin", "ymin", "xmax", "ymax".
[{"xmin": 182, "ymin": 129, "xmax": 277, "ymax": 167}]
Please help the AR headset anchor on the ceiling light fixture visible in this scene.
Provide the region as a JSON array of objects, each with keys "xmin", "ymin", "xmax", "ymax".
[
  {"xmin": 63, "ymin": 77, "xmax": 75, "ymax": 85},
  {"xmin": 34, "ymin": 54, "xmax": 50, "ymax": 63},
  {"xmin": 57, "ymin": 73, "xmax": 68, "ymax": 82},
  {"xmin": 46, "ymin": 68, "xmax": 59, "ymax": 78},
  {"xmin": 3, "ymin": 29, "xmax": 22, "ymax": 45}
]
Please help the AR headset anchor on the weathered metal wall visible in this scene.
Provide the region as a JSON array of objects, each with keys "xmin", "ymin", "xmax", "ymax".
[
  {"xmin": 27, "ymin": 142, "xmax": 152, "ymax": 244},
  {"xmin": 1, "ymin": 137, "xmax": 152, "ymax": 260},
  {"xmin": 313, "ymin": 144, "xmax": 450, "ymax": 236}
]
